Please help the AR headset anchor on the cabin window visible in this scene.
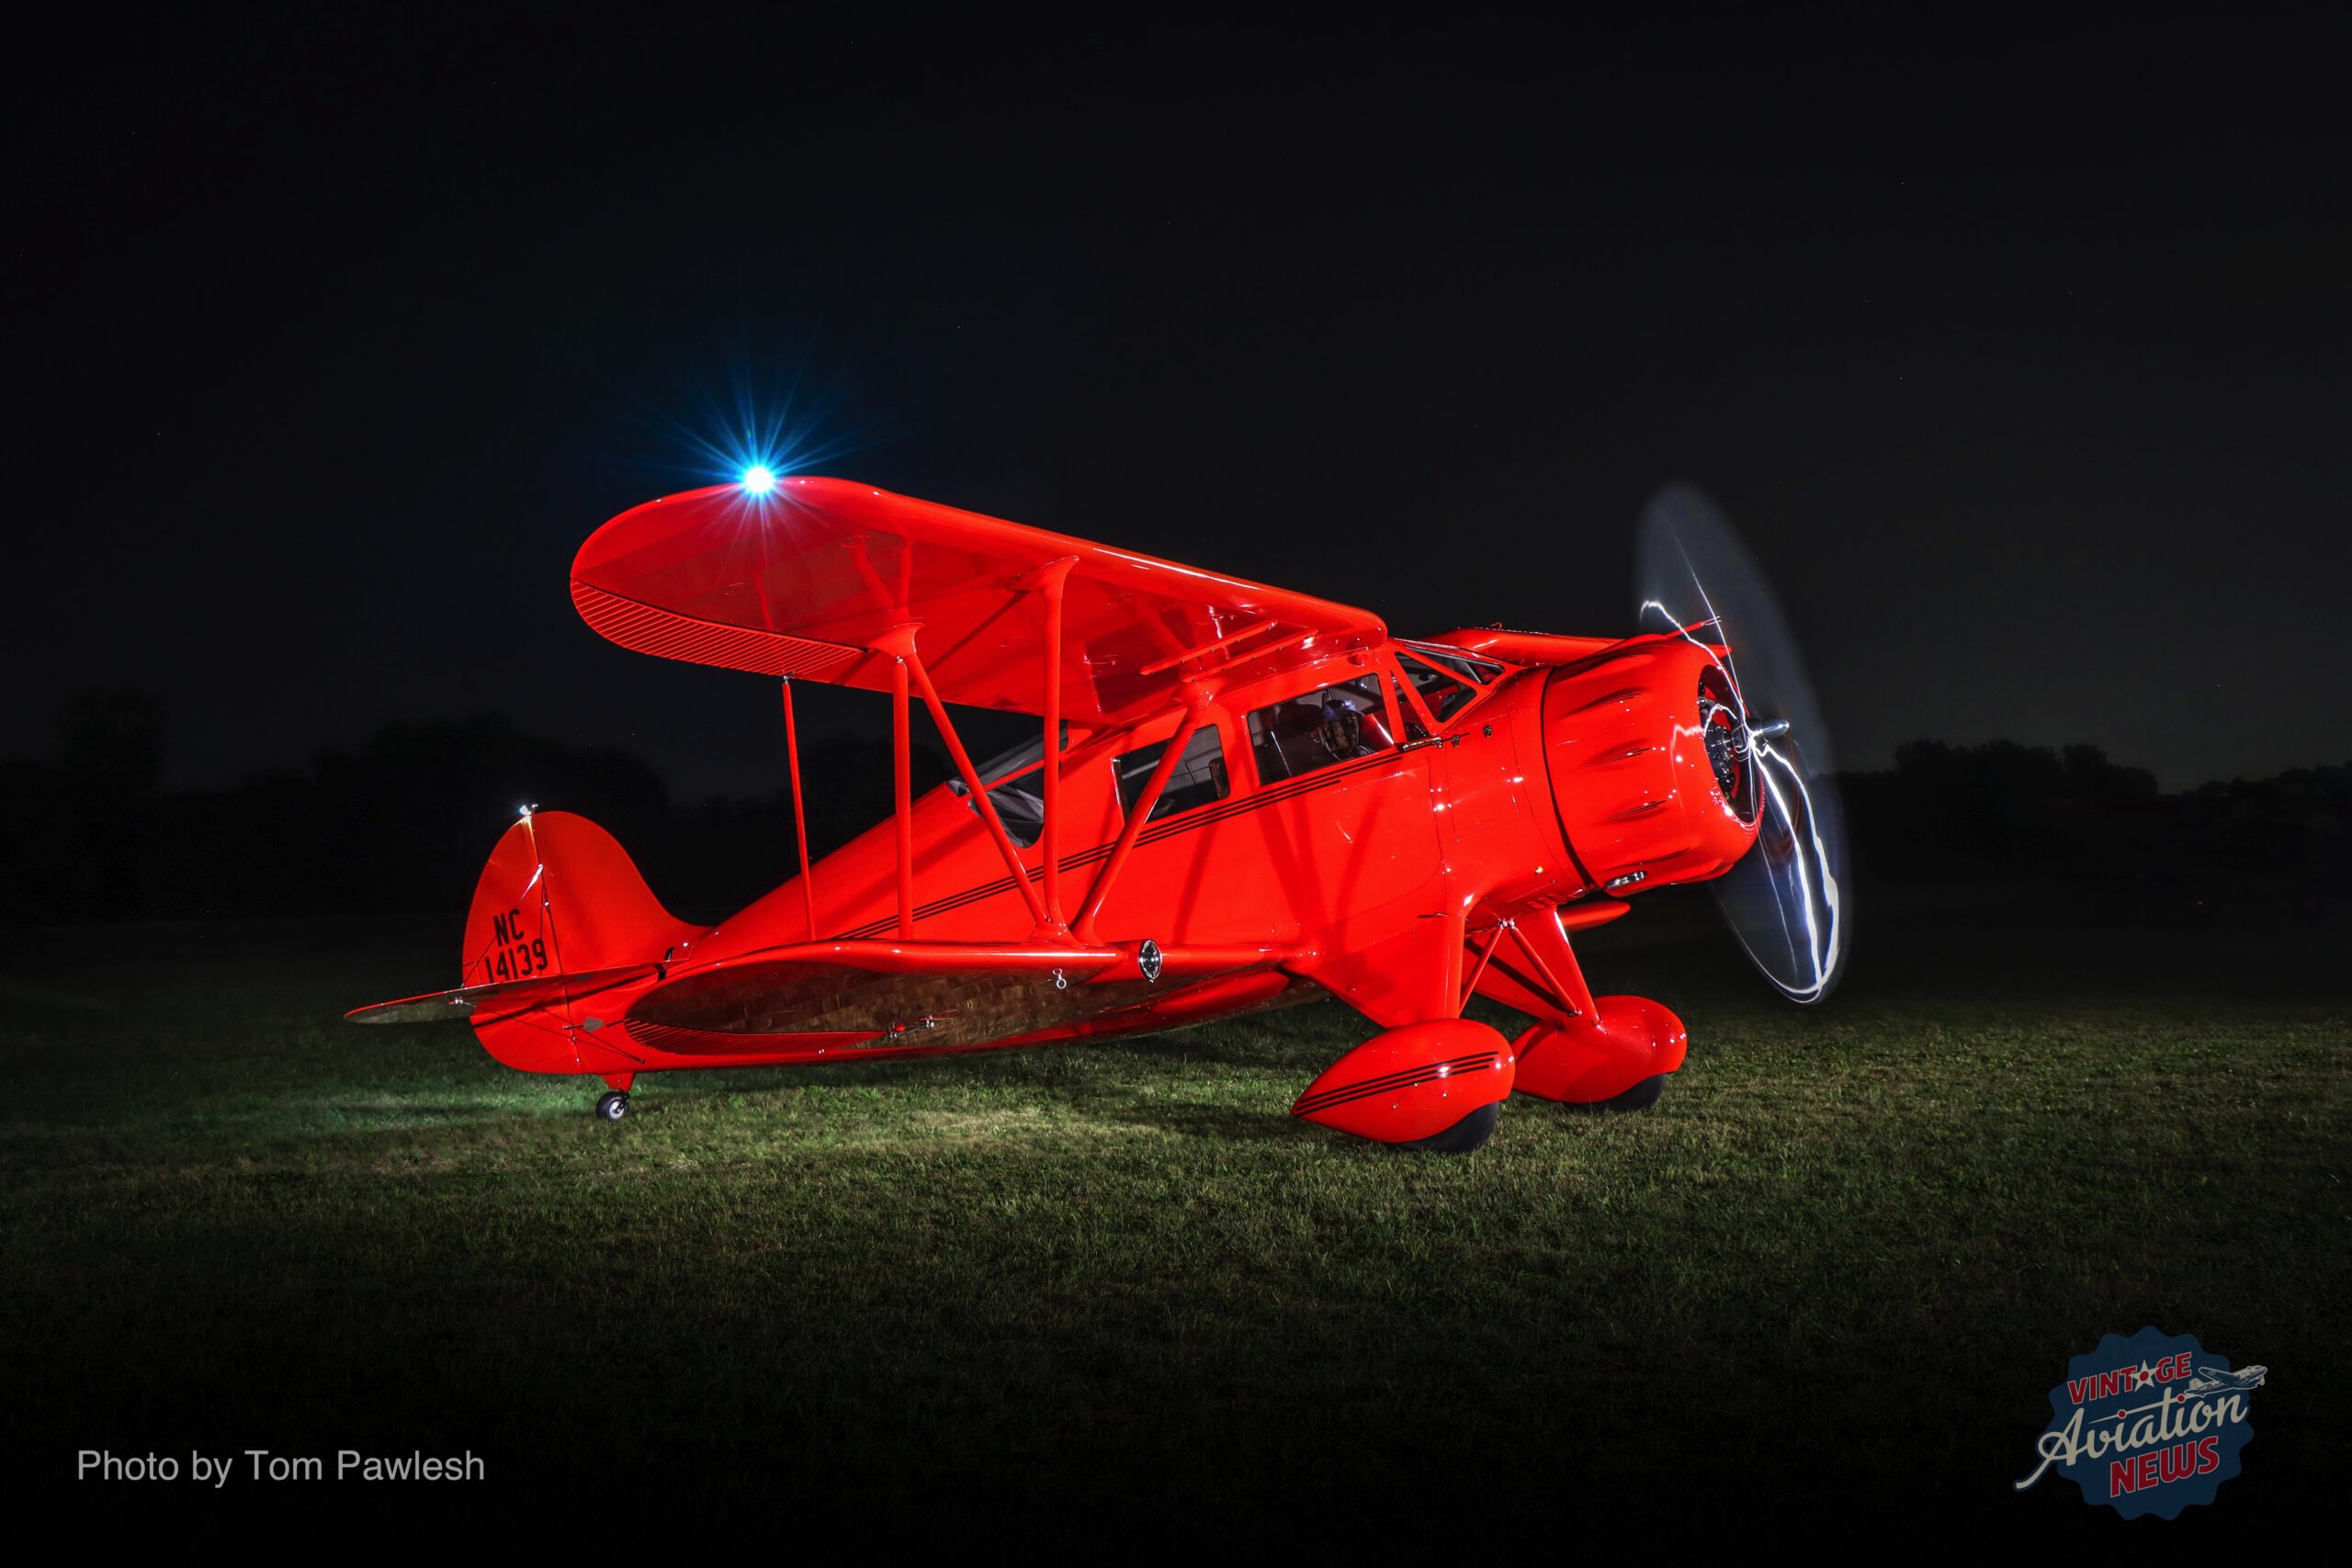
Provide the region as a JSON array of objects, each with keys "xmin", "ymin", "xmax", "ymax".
[
  {"xmin": 1248, "ymin": 674, "xmax": 1396, "ymax": 784},
  {"xmin": 1395, "ymin": 649, "xmax": 1498, "ymax": 722},
  {"xmin": 1114, "ymin": 726, "xmax": 1230, "ymax": 822},
  {"xmin": 950, "ymin": 765, "xmax": 1046, "ymax": 847},
  {"xmin": 948, "ymin": 724, "xmax": 1067, "ymax": 849}
]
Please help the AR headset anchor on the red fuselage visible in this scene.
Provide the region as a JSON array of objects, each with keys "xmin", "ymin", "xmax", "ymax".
[{"xmin": 469, "ymin": 630, "xmax": 1757, "ymax": 1081}]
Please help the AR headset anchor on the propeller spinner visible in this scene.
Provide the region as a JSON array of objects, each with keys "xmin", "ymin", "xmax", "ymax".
[{"xmin": 1636, "ymin": 485, "xmax": 1849, "ymax": 1003}]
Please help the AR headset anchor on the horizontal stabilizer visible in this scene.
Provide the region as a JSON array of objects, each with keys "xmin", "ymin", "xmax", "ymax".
[{"xmin": 343, "ymin": 963, "xmax": 661, "ymax": 1025}]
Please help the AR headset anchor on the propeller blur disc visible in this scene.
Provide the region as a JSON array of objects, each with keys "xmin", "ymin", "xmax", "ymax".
[{"xmin": 1636, "ymin": 484, "xmax": 1849, "ymax": 1003}]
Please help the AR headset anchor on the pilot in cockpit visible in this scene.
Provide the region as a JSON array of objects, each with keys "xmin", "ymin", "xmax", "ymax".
[{"xmin": 1315, "ymin": 687, "xmax": 1394, "ymax": 761}]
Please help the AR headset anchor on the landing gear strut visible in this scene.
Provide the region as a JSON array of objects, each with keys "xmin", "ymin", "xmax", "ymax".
[{"xmin": 594, "ymin": 1090, "xmax": 629, "ymax": 1122}]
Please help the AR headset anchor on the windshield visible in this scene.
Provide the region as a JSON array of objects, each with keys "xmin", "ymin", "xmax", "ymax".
[{"xmin": 1395, "ymin": 648, "xmax": 1499, "ymax": 722}]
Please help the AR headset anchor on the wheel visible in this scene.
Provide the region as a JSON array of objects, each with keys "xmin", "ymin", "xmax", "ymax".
[
  {"xmin": 1589, "ymin": 1074, "xmax": 1665, "ymax": 1112},
  {"xmin": 1398, "ymin": 1100, "xmax": 1498, "ymax": 1154},
  {"xmin": 595, "ymin": 1090, "xmax": 629, "ymax": 1122}
]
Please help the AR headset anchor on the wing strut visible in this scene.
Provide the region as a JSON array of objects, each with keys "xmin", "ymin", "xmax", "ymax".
[
  {"xmin": 888, "ymin": 626, "xmax": 1056, "ymax": 933},
  {"xmin": 782, "ymin": 678, "xmax": 818, "ymax": 941},
  {"xmin": 1074, "ymin": 690, "xmax": 1212, "ymax": 942},
  {"xmin": 865, "ymin": 621, "xmax": 1062, "ymax": 937},
  {"xmin": 890, "ymin": 648, "xmax": 915, "ymax": 938},
  {"xmin": 1458, "ymin": 919, "xmax": 1510, "ymax": 1014},
  {"xmin": 1507, "ymin": 911, "xmax": 1595, "ymax": 1019},
  {"xmin": 1032, "ymin": 557, "xmax": 1075, "ymax": 931}
]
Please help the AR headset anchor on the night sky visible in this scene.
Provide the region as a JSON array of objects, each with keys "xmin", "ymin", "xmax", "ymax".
[{"xmin": 17, "ymin": 9, "xmax": 2346, "ymax": 799}]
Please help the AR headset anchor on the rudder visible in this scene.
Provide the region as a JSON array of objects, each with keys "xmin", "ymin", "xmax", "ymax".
[
  {"xmin": 461, "ymin": 811, "xmax": 700, "ymax": 1072},
  {"xmin": 463, "ymin": 810, "xmax": 695, "ymax": 987}
]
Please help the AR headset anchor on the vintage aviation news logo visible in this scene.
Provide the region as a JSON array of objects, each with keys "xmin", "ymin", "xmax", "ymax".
[{"xmin": 2016, "ymin": 1327, "xmax": 2264, "ymax": 1518}]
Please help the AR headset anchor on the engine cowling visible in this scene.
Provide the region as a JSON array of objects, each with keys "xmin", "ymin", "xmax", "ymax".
[{"xmin": 1538, "ymin": 640, "xmax": 1761, "ymax": 895}]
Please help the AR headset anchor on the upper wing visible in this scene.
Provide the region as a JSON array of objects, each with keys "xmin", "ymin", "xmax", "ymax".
[{"xmin": 571, "ymin": 477, "xmax": 1387, "ymax": 722}]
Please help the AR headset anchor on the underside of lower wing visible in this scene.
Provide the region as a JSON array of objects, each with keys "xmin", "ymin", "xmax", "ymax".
[
  {"xmin": 346, "ymin": 937, "xmax": 1306, "ymax": 1070},
  {"xmin": 620, "ymin": 967, "xmax": 1312, "ymax": 1065},
  {"xmin": 620, "ymin": 940, "xmax": 1296, "ymax": 1055}
]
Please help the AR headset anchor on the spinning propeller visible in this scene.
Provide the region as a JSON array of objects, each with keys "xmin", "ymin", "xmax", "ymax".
[{"xmin": 1635, "ymin": 485, "xmax": 1849, "ymax": 1002}]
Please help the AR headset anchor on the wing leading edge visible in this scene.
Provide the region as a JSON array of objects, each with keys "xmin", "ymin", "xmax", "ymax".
[{"xmin": 570, "ymin": 477, "xmax": 1387, "ymax": 722}]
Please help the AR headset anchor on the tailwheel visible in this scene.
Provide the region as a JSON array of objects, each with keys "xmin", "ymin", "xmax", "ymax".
[
  {"xmin": 594, "ymin": 1090, "xmax": 630, "ymax": 1122},
  {"xmin": 1397, "ymin": 1100, "xmax": 1498, "ymax": 1154}
]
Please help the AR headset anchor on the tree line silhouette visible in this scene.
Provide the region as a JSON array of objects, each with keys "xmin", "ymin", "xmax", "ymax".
[{"xmin": 3, "ymin": 688, "xmax": 2343, "ymax": 925}]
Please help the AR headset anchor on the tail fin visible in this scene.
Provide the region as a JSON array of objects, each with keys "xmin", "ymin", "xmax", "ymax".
[
  {"xmin": 463, "ymin": 810, "xmax": 697, "ymax": 988},
  {"xmin": 335, "ymin": 811, "xmax": 697, "ymax": 1076},
  {"xmin": 347, "ymin": 812, "xmax": 696, "ymax": 1072}
]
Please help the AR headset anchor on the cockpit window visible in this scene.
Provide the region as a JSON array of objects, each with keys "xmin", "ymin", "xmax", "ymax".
[
  {"xmin": 1248, "ymin": 674, "xmax": 1396, "ymax": 784},
  {"xmin": 948, "ymin": 765, "xmax": 1046, "ymax": 847},
  {"xmin": 1395, "ymin": 649, "xmax": 1498, "ymax": 722},
  {"xmin": 969, "ymin": 724, "xmax": 1066, "ymax": 783},
  {"xmin": 1114, "ymin": 726, "xmax": 1229, "ymax": 822},
  {"xmin": 949, "ymin": 723, "xmax": 1067, "ymax": 848}
]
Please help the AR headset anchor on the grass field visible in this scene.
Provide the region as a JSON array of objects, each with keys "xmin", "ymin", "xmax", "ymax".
[{"xmin": 3, "ymin": 896, "xmax": 2344, "ymax": 1535}]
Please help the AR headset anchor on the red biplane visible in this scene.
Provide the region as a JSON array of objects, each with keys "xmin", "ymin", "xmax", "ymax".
[{"xmin": 349, "ymin": 475, "xmax": 1846, "ymax": 1152}]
